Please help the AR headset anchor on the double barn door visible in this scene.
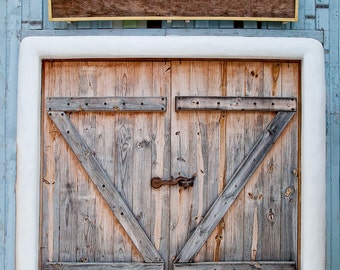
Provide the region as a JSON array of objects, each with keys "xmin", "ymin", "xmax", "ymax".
[{"xmin": 41, "ymin": 60, "xmax": 299, "ymax": 269}]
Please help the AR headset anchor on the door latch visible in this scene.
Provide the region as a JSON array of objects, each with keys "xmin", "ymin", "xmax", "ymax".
[{"xmin": 151, "ymin": 174, "xmax": 196, "ymax": 189}]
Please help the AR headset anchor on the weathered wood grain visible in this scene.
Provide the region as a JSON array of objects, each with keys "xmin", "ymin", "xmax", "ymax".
[
  {"xmin": 169, "ymin": 60, "xmax": 195, "ymax": 269},
  {"xmin": 48, "ymin": 111, "xmax": 162, "ymax": 263},
  {"xmin": 41, "ymin": 60, "xmax": 300, "ymax": 269},
  {"xmin": 46, "ymin": 96, "xmax": 167, "ymax": 112},
  {"xmin": 149, "ymin": 61, "xmax": 172, "ymax": 270},
  {"xmin": 222, "ymin": 61, "xmax": 246, "ymax": 261},
  {"xmin": 44, "ymin": 262, "xmax": 164, "ymax": 270},
  {"xmin": 280, "ymin": 63, "xmax": 299, "ymax": 261},
  {"xmin": 175, "ymin": 111, "xmax": 295, "ymax": 262},
  {"xmin": 49, "ymin": 0, "xmax": 297, "ymax": 20},
  {"xmin": 174, "ymin": 261, "xmax": 296, "ymax": 269},
  {"xmin": 243, "ymin": 62, "xmax": 265, "ymax": 261},
  {"xmin": 75, "ymin": 68, "xmax": 97, "ymax": 263},
  {"xmin": 260, "ymin": 62, "xmax": 283, "ymax": 260},
  {"xmin": 175, "ymin": 96, "xmax": 296, "ymax": 112}
]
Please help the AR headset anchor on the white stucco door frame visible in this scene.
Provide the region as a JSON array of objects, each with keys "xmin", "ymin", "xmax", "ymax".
[{"xmin": 16, "ymin": 36, "xmax": 326, "ymax": 270}]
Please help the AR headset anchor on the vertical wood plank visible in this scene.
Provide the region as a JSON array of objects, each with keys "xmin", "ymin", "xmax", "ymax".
[
  {"xmin": 150, "ymin": 61, "xmax": 171, "ymax": 269},
  {"xmin": 75, "ymin": 66, "xmax": 98, "ymax": 263},
  {"xmin": 223, "ymin": 61, "xmax": 246, "ymax": 261},
  {"xmin": 260, "ymin": 62, "xmax": 283, "ymax": 260},
  {"xmin": 280, "ymin": 62, "xmax": 299, "ymax": 262},
  {"xmin": 203, "ymin": 61, "xmax": 226, "ymax": 262},
  {"xmin": 114, "ymin": 62, "xmax": 135, "ymax": 262},
  {"xmin": 56, "ymin": 62, "xmax": 78, "ymax": 262},
  {"xmin": 131, "ymin": 62, "xmax": 153, "ymax": 263},
  {"xmin": 92, "ymin": 63, "xmax": 117, "ymax": 262},
  {"xmin": 170, "ymin": 60, "xmax": 193, "ymax": 269},
  {"xmin": 41, "ymin": 62, "xmax": 59, "ymax": 264},
  {"xmin": 243, "ymin": 61, "xmax": 265, "ymax": 261}
]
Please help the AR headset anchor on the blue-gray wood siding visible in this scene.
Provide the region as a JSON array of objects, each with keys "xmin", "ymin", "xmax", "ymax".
[{"xmin": 0, "ymin": 0, "xmax": 339, "ymax": 269}]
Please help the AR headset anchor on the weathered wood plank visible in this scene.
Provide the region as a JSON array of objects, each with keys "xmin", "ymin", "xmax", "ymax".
[
  {"xmin": 150, "ymin": 61, "xmax": 172, "ymax": 269},
  {"xmin": 243, "ymin": 62, "xmax": 265, "ymax": 261},
  {"xmin": 113, "ymin": 61, "xmax": 135, "ymax": 262},
  {"xmin": 131, "ymin": 61, "xmax": 154, "ymax": 263},
  {"xmin": 44, "ymin": 262, "xmax": 164, "ymax": 270},
  {"xmin": 53, "ymin": 63, "xmax": 78, "ymax": 262},
  {"xmin": 41, "ymin": 62, "xmax": 61, "ymax": 263},
  {"xmin": 48, "ymin": 111, "xmax": 162, "ymax": 263},
  {"xmin": 175, "ymin": 111, "xmax": 295, "ymax": 262},
  {"xmin": 194, "ymin": 61, "xmax": 226, "ymax": 262},
  {"xmin": 169, "ymin": 60, "xmax": 195, "ymax": 269},
  {"xmin": 175, "ymin": 97, "xmax": 296, "ymax": 112},
  {"xmin": 174, "ymin": 261, "xmax": 295, "ymax": 269},
  {"xmin": 47, "ymin": 97, "xmax": 167, "ymax": 112},
  {"xmin": 280, "ymin": 63, "xmax": 299, "ymax": 261},
  {"xmin": 259, "ymin": 62, "xmax": 283, "ymax": 260},
  {"xmin": 222, "ymin": 61, "xmax": 246, "ymax": 261},
  {"xmin": 75, "ymin": 68, "xmax": 97, "ymax": 263}
]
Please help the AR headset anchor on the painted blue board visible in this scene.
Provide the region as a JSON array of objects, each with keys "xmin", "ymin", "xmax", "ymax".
[{"xmin": 0, "ymin": 1, "xmax": 21, "ymax": 270}]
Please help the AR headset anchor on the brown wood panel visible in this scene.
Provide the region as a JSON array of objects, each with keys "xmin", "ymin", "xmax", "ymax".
[
  {"xmin": 41, "ymin": 60, "xmax": 169, "ymax": 266},
  {"xmin": 49, "ymin": 0, "xmax": 298, "ymax": 21},
  {"xmin": 41, "ymin": 59, "xmax": 299, "ymax": 269}
]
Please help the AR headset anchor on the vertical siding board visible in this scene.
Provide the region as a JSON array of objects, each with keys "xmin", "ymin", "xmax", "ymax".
[
  {"xmin": 21, "ymin": 0, "xmax": 30, "ymax": 29},
  {"xmin": 42, "ymin": 0, "xmax": 55, "ymax": 30},
  {"xmin": 327, "ymin": 0, "xmax": 340, "ymax": 269},
  {"xmin": 0, "ymin": 0, "xmax": 6, "ymax": 265},
  {"xmin": 329, "ymin": 0, "xmax": 339, "ymax": 113},
  {"xmin": 327, "ymin": 115, "xmax": 340, "ymax": 270},
  {"xmin": 303, "ymin": 0, "xmax": 316, "ymax": 30},
  {"xmin": 29, "ymin": 0, "xmax": 43, "ymax": 29},
  {"xmin": 291, "ymin": 0, "xmax": 305, "ymax": 30},
  {"xmin": 0, "ymin": 21, "xmax": 5, "ymax": 269},
  {"xmin": 4, "ymin": 1, "xmax": 20, "ymax": 270}
]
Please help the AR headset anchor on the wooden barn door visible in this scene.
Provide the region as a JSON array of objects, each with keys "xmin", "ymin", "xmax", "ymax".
[{"xmin": 41, "ymin": 60, "xmax": 299, "ymax": 270}]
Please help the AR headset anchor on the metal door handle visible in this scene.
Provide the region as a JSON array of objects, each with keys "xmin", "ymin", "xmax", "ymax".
[{"xmin": 151, "ymin": 174, "xmax": 196, "ymax": 189}]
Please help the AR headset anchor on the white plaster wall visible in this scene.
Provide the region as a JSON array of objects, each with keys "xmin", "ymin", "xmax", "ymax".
[{"xmin": 16, "ymin": 36, "xmax": 326, "ymax": 270}]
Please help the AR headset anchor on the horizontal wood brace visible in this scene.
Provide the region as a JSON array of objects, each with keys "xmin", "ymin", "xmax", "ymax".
[
  {"xmin": 44, "ymin": 262, "xmax": 164, "ymax": 270},
  {"xmin": 174, "ymin": 261, "xmax": 296, "ymax": 269},
  {"xmin": 175, "ymin": 96, "xmax": 296, "ymax": 112},
  {"xmin": 46, "ymin": 96, "xmax": 167, "ymax": 112}
]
